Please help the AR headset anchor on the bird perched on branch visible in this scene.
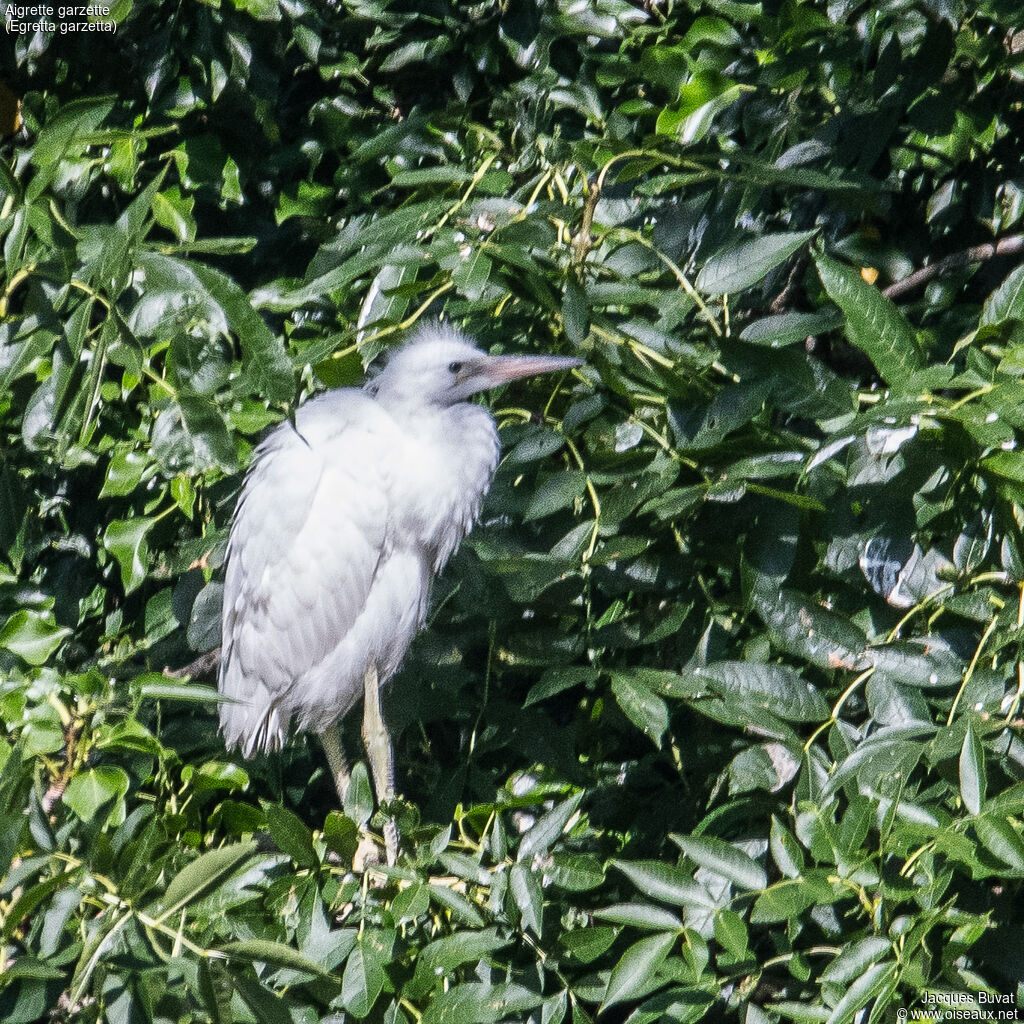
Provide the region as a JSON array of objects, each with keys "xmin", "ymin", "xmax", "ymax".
[{"xmin": 218, "ymin": 324, "xmax": 581, "ymax": 862}]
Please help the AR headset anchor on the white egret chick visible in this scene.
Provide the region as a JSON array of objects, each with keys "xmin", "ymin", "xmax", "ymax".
[{"xmin": 218, "ymin": 324, "xmax": 581, "ymax": 862}]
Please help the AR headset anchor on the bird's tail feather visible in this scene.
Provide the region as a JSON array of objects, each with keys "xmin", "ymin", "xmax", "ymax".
[
  {"xmin": 219, "ymin": 677, "xmax": 288, "ymax": 757},
  {"xmin": 242, "ymin": 705, "xmax": 287, "ymax": 757}
]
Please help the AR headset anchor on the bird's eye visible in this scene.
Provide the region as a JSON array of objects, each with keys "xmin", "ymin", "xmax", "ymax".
[{"xmin": 448, "ymin": 361, "xmax": 464, "ymax": 374}]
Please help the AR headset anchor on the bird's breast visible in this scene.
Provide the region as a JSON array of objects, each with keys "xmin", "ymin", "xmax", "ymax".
[{"xmin": 388, "ymin": 405, "xmax": 500, "ymax": 570}]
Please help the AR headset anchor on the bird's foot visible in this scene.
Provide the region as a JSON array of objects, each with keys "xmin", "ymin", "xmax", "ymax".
[
  {"xmin": 351, "ymin": 800, "xmax": 406, "ymax": 870},
  {"xmin": 352, "ymin": 817, "xmax": 399, "ymax": 870},
  {"xmin": 353, "ymin": 829, "xmax": 382, "ymax": 873}
]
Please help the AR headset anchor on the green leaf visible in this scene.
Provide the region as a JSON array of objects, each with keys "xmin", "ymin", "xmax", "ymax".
[
  {"xmin": 418, "ymin": 928, "xmax": 509, "ymax": 972},
  {"xmin": 752, "ymin": 589, "xmax": 868, "ymax": 673},
  {"xmin": 390, "ymin": 882, "xmax": 430, "ymax": 921},
  {"xmin": 507, "ymin": 427, "xmax": 565, "ymax": 464},
  {"xmin": 451, "ymin": 247, "xmax": 493, "ymax": 301},
  {"xmin": 959, "ymin": 725, "xmax": 986, "ymax": 815},
  {"xmin": 523, "ymin": 471, "xmax": 587, "ymax": 521},
  {"xmin": 680, "ymin": 15, "xmax": 742, "ymax": 48},
  {"xmin": 342, "ymin": 943, "xmax": 384, "ymax": 1018},
  {"xmin": 819, "ymin": 937, "xmax": 892, "ymax": 985},
  {"xmin": 228, "ymin": 970, "xmax": 292, "ymax": 1024},
  {"xmin": 981, "ymin": 264, "xmax": 1024, "ymax": 326},
  {"xmin": 195, "ymin": 961, "xmax": 233, "ymax": 1024},
  {"xmin": 671, "ymin": 835, "xmax": 767, "ymax": 891},
  {"xmin": 152, "ymin": 187, "xmax": 197, "ymax": 243},
  {"xmin": 323, "ymin": 811, "xmax": 360, "ymax": 865},
  {"xmin": 151, "ymin": 395, "xmax": 237, "ymax": 474},
  {"xmin": 193, "ymin": 761, "xmax": 248, "ymax": 792},
  {"xmin": 546, "ymin": 853, "xmax": 605, "ymax": 891},
  {"xmin": 156, "ymin": 841, "xmax": 257, "ymax": 917},
  {"xmin": 721, "ymin": 152, "xmax": 871, "ymax": 193},
  {"xmin": 63, "ymin": 766, "xmax": 129, "ymax": 823},
  {"xmin": 99, "ymin": 448, "xmax": 150, "ymax": 497},
  {"xmin": 421, "ymin": 983, "xmax": 543, "ymax": 1024},
  {"xmin": 96, "ymin": 171, "xmax": 168, "ymax": 290},
  {"xmin": 825, "ymin": 961, "xmax": 896, "ymax": 1024},
  {"xmin": 593, "ymin": 903, "xmax": 684, "ymax": 930},
  {"xmin": 389, "ymin": 167, "xmax": 475, "ymax": 187},
  {"xmin": 560, "ymin": 926, "xmax": 618, "ymax": 963},
  {"xmin": 602, "ymin": 932, "xmax": 675, "ymax": 1010},
  {"xmin": 27, "ymin": 97, "xmax": 114, "ymax": 201},
  {"xmin": 138, "ymin": 680, "xmax": 224, "ymax": 703},
  {"xmin": 562, "ymin": 279, "xmax": 590, "ymax": 344},
  {"xmin": 867, "ymin": 642, "xmax": 963, "ymax": 688},
  {"xmin": 103, "ymin": 517, "xmax": 154, "ymax": 593},
  {"xmin": 355, "ymin": 264, "xmax": 415, "ymax": 339},
  {"xmin": 657, "ymin": 81, "xmax": 743, "ymax": 144},
  {"xmin": 611, "ymin": 860, "xmax": 716, "ymax": 908},
  {"xmin": 696, "ymin": 230, "xmax": 816, "ymax": 296},
  {"xmin": 264, "ymin": 803, "xmax": 318, "ymax": 868},
  {"xmin": 714, "ymin": 909, "xmax": 749, "ymax": 957},
  {"xmin": 0, "ymin": 610, "xmax": 70, "ymax": 666},
  {"xmin": 690, "ymin": 661, "xmax": 829, "ymax": 722},
  {"xmin": 169, "ymin": 332, "xmax": 230, "ymax": 395},
  {"xmin": 220, "ymin": 940, "xmax": 336, "ymax": 979},
  {"xmin": 510, "ymin": 862, "xmax": 543, "ymax": 936},
  {"xmin": 259, "ymin": 242, "xmax": 426, "ymax": 312},
  {"xmin": 822, "ymin": 725, "xmax": 932, "ymax": 797},
  {"xmin": 1, "ymin": 875, "xmax": 73, "ymax": 943},
  {"xmin": 428, "ymin": 883, "xmax": 486, "ymax": 927},
  {"xmin": 524, "ymin": 666, "xmax": 599, "ymax": 707},
  {"xmin": 974, "ymin": 816, "xmax": 1024, "ymax": 871},
  {"xmin": 344, "ymin": 762, "xmax": 374, "ymax": 826},
  {"xmin": 814, "ymin": 252, "xmax": 923, "ymax": 394},
  {"xmin": 517, "ymin": 792, "xmax": 583, "ymax": 861},
  {"xmin": 668, "ymin": 381, "xmax": 770, "ymax": 451},
  {"xmin": 983, "ymin": 451, "xmax": 1024, "ymax": 485},
  {"xmin": 769, "ymin": 816, "xmax": 805, "ymax": 879},
  {"xmin": 739, "ymin": 310, "xmax": 842, "ymax": 347},
  {"xmin": 609, "ymin": 673, "xmax": 669, "ymax": 747},
  {"xmin": 750, "ymin": 881, "xmax": 819, "ymax": 924},
  {"xmin": 136, "ymin": 252, "xmax": 293, "ymax": 403},
  {"xmin": 0, "ymin": 954, "xmax": 66, "ymax": 982}
]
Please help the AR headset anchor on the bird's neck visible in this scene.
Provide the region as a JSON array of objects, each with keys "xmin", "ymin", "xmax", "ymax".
[
  {"xmin": 377, "ymin": 396, "xmax": 482, "ymax": 433},
  {"xmin": 381, "ymin": 401, "xmax": 500, "ymax": 570}
]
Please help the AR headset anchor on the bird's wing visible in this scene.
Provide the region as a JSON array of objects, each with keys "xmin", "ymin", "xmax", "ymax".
[{"xmin": 218, "ymin": 391, "xmax": 396, "ymax": 754}]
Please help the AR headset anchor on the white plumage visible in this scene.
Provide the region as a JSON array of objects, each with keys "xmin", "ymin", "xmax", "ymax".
[{"xmin": 217, "ymin": 324, "xmax": 580, "ymax": 860}]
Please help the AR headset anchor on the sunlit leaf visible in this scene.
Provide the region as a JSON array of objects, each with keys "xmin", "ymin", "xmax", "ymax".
[
  {"xmin": 671, "ymin": 835, "xmax": 767, "ymax": 891},
  {"xmin": 696, "ymin": 231, "xmax": 817, "ymax": 296},
  {"xmin": 815, "ymin": 252, "xmax": 923, "ymax": 393},
  {"xmin": 0, "ymin": 611, "xmax": 70, "ymax": 666},
  {"xmin": 103, "ymin": 517, "xmax": 154, "ymax": 593},
  {"xmin": 959, "ymin": 725, "xmax": 986, "ymax": 816},
  {"xmin": 602, "ymin": 932, "xmax": 674, "ymax": 1010},
  {"xmin": 342, "ymin": 943, "xmax": 384, "ymax": 1018}
]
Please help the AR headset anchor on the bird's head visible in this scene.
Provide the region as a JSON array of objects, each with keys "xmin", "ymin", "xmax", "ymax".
[{"xmin": 369, "ymin": 325, "xmax": 582, "ymax": 408}]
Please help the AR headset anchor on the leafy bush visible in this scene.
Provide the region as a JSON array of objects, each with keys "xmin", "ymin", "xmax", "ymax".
[{"xmin": 2, "ymin": 1, "xmax": 1024, "ymax": 1021}]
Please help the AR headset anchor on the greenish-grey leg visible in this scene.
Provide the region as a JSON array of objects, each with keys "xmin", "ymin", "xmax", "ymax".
[
  {"xmin": 320, "ymin": 720, "xmax": 351, "ymax": 805},
  {"xmin": 361, "ymin": 664, "xmax": 398, "ymax": 865}
]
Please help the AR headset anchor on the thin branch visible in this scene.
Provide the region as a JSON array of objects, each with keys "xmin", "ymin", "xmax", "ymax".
[
  {"xmin": 163, "ymin": 648, "xmax": 221, "ymax": 679},
  {"xmin": 882, "ymin": 234, "xmax": 1024, "ymax": 301},
  {"xmin": 770, "ymin": 251, "xmax": 809, "ymax": 313}
]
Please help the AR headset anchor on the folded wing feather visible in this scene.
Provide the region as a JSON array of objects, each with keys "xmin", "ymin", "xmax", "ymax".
[{"xmin": 219, "ymin": 392, "xmax": 398, "ymax": 755}]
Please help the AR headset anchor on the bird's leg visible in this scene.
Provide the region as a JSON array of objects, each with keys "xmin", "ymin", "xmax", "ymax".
[
  {"xmin": 361, "ymin": 663, "xmax": 398, "ymax": 864},
  {"xmin": 321, "ymin": 716, "xmax": 378, "ymax": 873},
  {"xmin": 319, "ymin": 721, "xmax": 351, "ymax": 805}
]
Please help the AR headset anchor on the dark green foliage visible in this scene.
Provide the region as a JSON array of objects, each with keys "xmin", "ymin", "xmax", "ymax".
[{"xmin": 2, "ymin": 1, "xmax": 1024, "ymax": 1021}]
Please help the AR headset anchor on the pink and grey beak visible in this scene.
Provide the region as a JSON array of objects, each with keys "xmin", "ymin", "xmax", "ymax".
[{"xmin": 466, "ymin": 353, "xmax": 583, "ymax": 389}]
